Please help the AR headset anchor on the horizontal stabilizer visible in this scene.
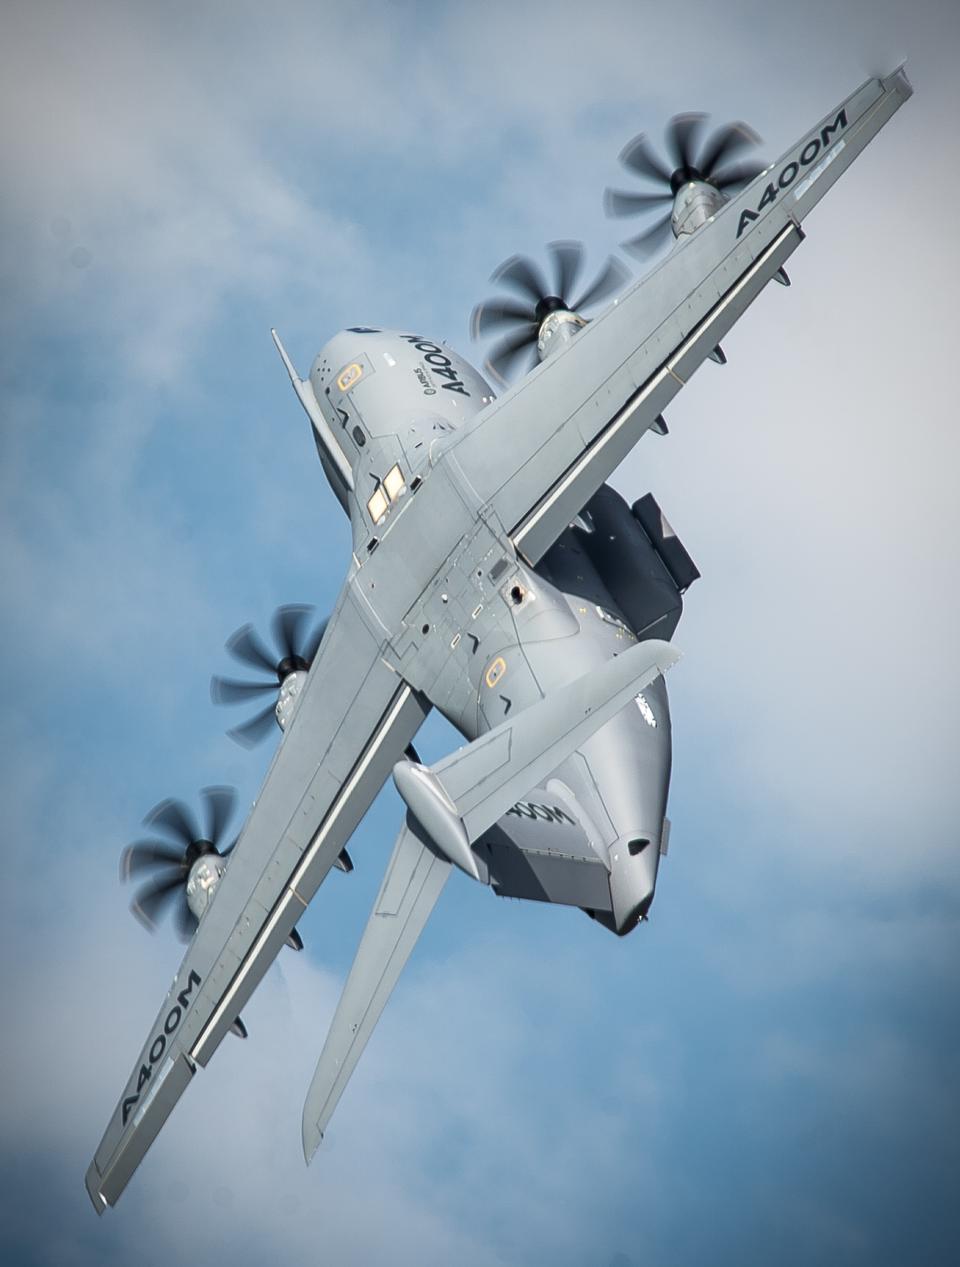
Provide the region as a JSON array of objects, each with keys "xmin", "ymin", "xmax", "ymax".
[
  {"xmin": 302, "ymin": 819, "xmax": 451, "ymax": 1160},
  {"xmin": 394, "ymin": 638, "xmax": 679, "ymax": 870}
]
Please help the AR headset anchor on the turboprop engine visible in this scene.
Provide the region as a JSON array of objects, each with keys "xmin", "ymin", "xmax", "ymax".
[
  {"xmin": 470, "ymin": 240, "xmax": 629, "ymax": 383},
  {"xmin": 210, "ymin": 604, "xmax": 327, "ymax": 747},
  {"xmin": 604, "ymin": 112, "xmax": 768, "ymax": 256}
]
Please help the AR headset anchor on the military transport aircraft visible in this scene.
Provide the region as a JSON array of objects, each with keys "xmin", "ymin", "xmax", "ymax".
[{"xmin": 86, "ymin": 68, "xmax": 912, "ymax": 1213}]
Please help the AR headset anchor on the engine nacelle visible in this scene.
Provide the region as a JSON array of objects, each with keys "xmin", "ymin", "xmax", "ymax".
[
  {"xmin": 185, "ymin": 854, "xmax": 227, "ymax": 922},
  {"xmin": 276, "ymin": 668, "xmax": 308, "ymax": 732},
  {"xmin": 672, "ymin": 178, "xmax": 728, "ymax": 239},
  {"xmin": 537, "ymin": 308, "xmax": 586, "ymax": 364}
]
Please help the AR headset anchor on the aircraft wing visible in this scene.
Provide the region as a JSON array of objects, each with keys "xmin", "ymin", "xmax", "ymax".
[
  {"xmin": 85, "ymin": 575, "xmax": 429, "ymax": 1213},
  {"xmin": 449, "ymin": 68, "xmax": 912, "ymax": 565}
]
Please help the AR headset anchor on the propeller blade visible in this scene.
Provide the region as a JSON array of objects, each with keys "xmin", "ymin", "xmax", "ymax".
[
  {"xmin": 146, "ymin": 797, "xmax": 200, "ymax": 850},
  {"xmin": 571, "ymin": 256, "xmax": 630, "ymax": 314},
  {"xmin": 130, "ymin": 871, "xmax": 186, "ymax": 932},
  {"xmin": 547, "ymin": 240, "xmax": 583, "ymax": 306},
  {"xmin": 201, "ymin": 785, "xmax": 235, "ymax": 851},
  {"xmin": 698, "ymin": 121, "xmax": 762, "ymax": 182},
  {"xmin": 491, "ymin": 253, "xmax": 549, "ymax": 306},
  {"xmin": 485, "ymin": 326, "xmax": 538, "ymax": 385},
  {"xmin": 470, "ymin": 300, "xmax": 537, "ymax": 340},
  {"xmin": 272, "ymin": 604, "xmax": 312, "ymax": 664},
  {"xmin": 666, "ymin": 113, "xmax": 706, "ymax": 174},
  {"xmin": 121, "ymin": 841, "xmax": 187, "ymax": 881},
  {"xmin": 304, "ymin": 617, "xmax": 329, "ymax": 665},
  {"xmin": 621, "ymin": 209, "xmax": 675, "ymax": 258},
  {"xmin": 228, "ymin": 700, "xmax": 279, "ymax": 748},
  {"xmin": 226, "ymin": 622, "xmax": 277, "ymax": 676},
  {"xmin": 712, "ymin": 159, "xmax": 768, "ymax": 190},
  {"xmin": 474, "ymin": 241, "xmax": 615, "ymax": 382},
  {"xmin": 619, "ymin": 132, "xmax": 673, "ymax": 186},
  {"xmin": 210, "ymin": 675, "xmax": 277, "ymax": 705},
  {"xmin": 173, "ymin": 889, "xmax": 197, "ymax": 942},
  {"xmin": 604, "ymin": 188, "xmax": 673, "ymax": 218}
]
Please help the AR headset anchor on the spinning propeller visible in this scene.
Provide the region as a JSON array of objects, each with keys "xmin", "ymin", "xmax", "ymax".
[
  {"xmin": 470, "ymin": 240, "xmax": 628, "ymax": 383},
  {"xmin": 121, "ymin": 786, "xmax": 237, "ymax": 940},
  {"xmin": 605, "ymin": 113, "xmax": 766, "ymax": 255},
  {"xmin": 211, "ymin": 604, "xmax": 327, "ymax": 747}
]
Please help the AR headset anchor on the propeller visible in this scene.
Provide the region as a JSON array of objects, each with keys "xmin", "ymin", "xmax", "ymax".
[
  {"xmin": 211, "ymin": 604, "xmax": 327, "ymax": 747},
  {"xmin": 470, "ymin": 240, "xmax": 629, "ymax": 383},
  {"xmin": 121, "ymin": 786, "xmax": 237, "ymax": 940},
  {"xmin": 605, "ymin": 113, "xmax": 766, "ymax": 256}
]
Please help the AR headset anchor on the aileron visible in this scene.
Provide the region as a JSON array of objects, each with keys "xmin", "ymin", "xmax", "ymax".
[
  {"xmin": 88, "ymin": 582, "xmax": 429, "ymax": 1211},
  {"xmin": 453, "ymin": 68, "xmax": 911, "ymax": 565}
]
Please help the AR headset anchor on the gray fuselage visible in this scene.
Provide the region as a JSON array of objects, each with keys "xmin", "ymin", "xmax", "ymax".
[{"xmin": 307, "ymin": 327, "xmax": 683, "ymax": 934}]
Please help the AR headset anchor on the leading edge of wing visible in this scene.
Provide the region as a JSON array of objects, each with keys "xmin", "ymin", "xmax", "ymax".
[
  {"xmin": 85, "ymin": 583, "xmax": 430, "ymax": 1214},
  {"xmin": 450, "ymin": 67, "xmax": 912, "ymax": 566}
]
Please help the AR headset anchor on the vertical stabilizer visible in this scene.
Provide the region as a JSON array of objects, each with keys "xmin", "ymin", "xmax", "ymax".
[{"xmin": 271, "ymin": 328, "xmax": 355, "ymax": 494}]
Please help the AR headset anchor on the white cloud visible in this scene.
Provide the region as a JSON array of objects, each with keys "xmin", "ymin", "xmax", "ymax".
[
  {"xmin": 2, "ymin": 4, "xmax": 959, "ymax": 1262},
  {"xmin": 0, "ymin": 788, "xmax": 666, "ymax": 1266}
]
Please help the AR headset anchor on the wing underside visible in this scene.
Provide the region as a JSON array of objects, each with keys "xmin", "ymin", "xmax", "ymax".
[
  {"xmin": 451, "ymin": 68, "xmax": 912, "ymax": 565},
  {"xmin": 87, "ymin": 68, "xmax": 912, "ymax": 1213},
  {"xmin": 86, "ymin": 579, "xmax": 429, "ymax": 1212}
]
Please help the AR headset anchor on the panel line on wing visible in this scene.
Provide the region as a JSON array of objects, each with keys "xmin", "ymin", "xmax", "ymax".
[
  {"xmin": 191, "ymin": 683, "xmax": 415, "ymax": 1063},
  {"xmin": 511, "ymin": 221, "xmax": 800, "ymax": 559}
]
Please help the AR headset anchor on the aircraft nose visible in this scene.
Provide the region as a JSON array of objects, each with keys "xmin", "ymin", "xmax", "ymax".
[{"xmin": 609, "ymin": 830, "xmax": 662, "ymax": 934}]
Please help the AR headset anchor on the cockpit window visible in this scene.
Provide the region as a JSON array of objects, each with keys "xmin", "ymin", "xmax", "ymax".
[
  {"xmin": 367, "ymin": 487, "xmax": 389, "ymax": 524},
  {"xmin": 383, "ymin": 464, "xmax": 405, "ymax": 501},
  {"xmin": 367, "ymin": 465, "xmax": 407, "ymax": 525}
]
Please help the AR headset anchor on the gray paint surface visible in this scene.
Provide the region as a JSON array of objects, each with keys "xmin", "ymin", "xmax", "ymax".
[{"xmin": 84, "ymin": 69, "xmax": 912, "ymax": 1215}]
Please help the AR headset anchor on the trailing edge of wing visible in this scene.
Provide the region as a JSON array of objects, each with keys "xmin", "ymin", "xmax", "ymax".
[
  {"xmin": 451, "ymin": 67, "xmax": 912, "ymax": 566},
  {"xmin": 85, "ymin": 581, "xmax": 429, "ymax": 1214}
]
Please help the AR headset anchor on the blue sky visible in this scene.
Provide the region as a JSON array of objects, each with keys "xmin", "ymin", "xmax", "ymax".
[{"xmin": 1, "ymin": 2, "xmax": 958, "ymax": 1264}]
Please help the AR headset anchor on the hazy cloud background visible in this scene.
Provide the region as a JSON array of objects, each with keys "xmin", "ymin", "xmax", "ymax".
[{"xmin": 1, "ymin": 2, "xmax": 957, "ymax": 1264}]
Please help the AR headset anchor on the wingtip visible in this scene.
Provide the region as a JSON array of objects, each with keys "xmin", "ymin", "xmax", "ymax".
[
  {"xmin": 302, "ymin": 1118, "xmax": 322, "ymax": 1164},
  {"xmin": 879, "ymin": 62, "xmax": 912, "ymax": 97},
  {"xmin": 84, "ymin": 1163, "xmax": 108, "ymax": 1216}
]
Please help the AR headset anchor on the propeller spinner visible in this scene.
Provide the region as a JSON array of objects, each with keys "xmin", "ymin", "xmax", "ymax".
[
  {"xmin": 470, "ymin": 240, "xmax": 628, "ymax": 384},
  {"xmin": 121, "ymin": 785, "xmax": 307, "ymax": 954},
  {"xmin": 121, "ymin": 786, "xmax": 238, "ymax": 940},
  {"xmin": 211, "ymin": 604, "xmax": 327, "ymax": 747},
  {"xmin": 605, "ymin": 113, "xmax": 766, "ymax": 256}
]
